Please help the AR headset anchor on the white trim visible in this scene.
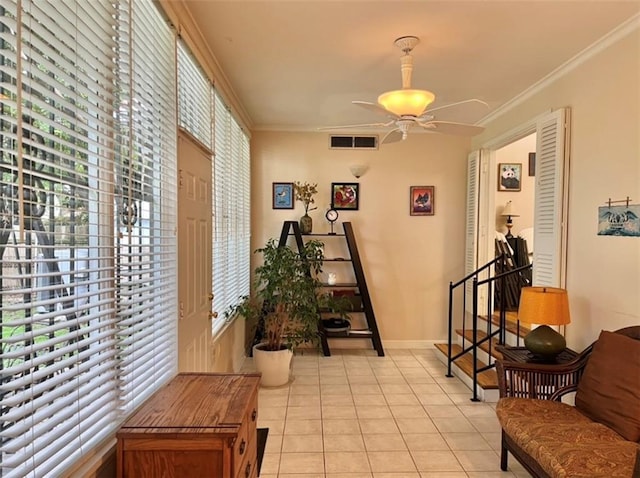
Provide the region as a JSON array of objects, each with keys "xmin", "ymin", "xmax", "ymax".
[
  {"xmin": 480, "ymin": 13, "xmax": 640, "ymax": 126},
  {"xmin": 481, "ymin": 110, "xmax": 550, "ymax": 150},
  {"xmin": 60, "ymin": 437, "xmax": 116, "ymax": 477}
]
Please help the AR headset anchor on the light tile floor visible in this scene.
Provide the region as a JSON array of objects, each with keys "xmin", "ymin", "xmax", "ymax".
[{"xmin": 241, "ymin": 347, "xmax": 531, "ymax": 478}]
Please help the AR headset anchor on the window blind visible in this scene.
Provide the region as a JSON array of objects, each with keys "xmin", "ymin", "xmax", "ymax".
[
  {"xmin": 212, "ymin": 90, "xmax": 250, "ymax": 334},
  {"xmin": 115, "ymin": 0, "xmax": 177, "ymax": 414},
  {"xmin": 0, "ymin": 2, "xmax": 119, "ymax": 476},
  {"xmin": 0, "ymin": 1, "xmax": 177, "ymax": 476},
  {"xmin": 177, "ymin": 41, "xmax": 212, "ymax": 148}
]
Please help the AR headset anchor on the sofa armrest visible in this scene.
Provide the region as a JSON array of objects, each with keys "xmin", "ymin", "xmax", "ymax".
[
  {"xmin": 548, "ymin": 383, "xmax": 578, "ymax": 401},
  {"xmin": 496, "ymin": 353, "xmax": 590, "ymax": 400}
]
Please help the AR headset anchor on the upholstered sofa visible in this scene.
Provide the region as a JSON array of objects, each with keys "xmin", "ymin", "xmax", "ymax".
[{"xmin": 496, "ymin": 326, "xmax": 640, "ymax": 478}]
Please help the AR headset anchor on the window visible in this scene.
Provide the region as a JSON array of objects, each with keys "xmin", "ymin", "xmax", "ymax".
[
  {"xmin": 0, "ymin": 1, "xmax": 176, "ymax": 476},
  {"xmin": 176, "ymin": 42, "xmax": 250, "ymax": 336},
  {"xmin": 212, "ymin": 90, "xmax": 250, "ymax": 334}
]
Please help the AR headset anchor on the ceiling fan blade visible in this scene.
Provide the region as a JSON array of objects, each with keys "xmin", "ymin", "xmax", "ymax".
[
  {"xmin": 420, "ymin": 99, "xmax": 489, "ymax": 123},
  {"xmin": 353, "ymin": 101, "xmax": 399, "ymax": 118},
  {"xmin": 419, "ymin": 121, "xmax": 485, "ymax": 136},
  {"xmin": 381, "ymin": 129, "xmax": 403, "ymax": 144},
  {"xmin": 318, "ymin": 120, "xmax": 394, "ymax": 131}
]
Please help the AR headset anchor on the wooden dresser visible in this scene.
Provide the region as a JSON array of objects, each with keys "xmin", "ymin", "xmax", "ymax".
[{"xmin": 116, "ymin": 373, "xmax": 260, "ymax": 478}]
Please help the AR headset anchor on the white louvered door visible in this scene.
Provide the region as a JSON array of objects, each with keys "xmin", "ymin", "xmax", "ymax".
[
  {"xmin": 533, "ymin": 109, "xmax": 569, "ymax": 287},
  {"xmin": 465, "ymin": 150, "xmax": 481, "ymax": 312}
]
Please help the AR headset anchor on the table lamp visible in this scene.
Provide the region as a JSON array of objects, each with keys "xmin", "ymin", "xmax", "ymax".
[
  {"xmin": 518, "ymin": 286, "xmax": 571, "ymax": 361},
  {"xmin": 501, "ymin": 201, "xmax": 519, "ymax": 238}
]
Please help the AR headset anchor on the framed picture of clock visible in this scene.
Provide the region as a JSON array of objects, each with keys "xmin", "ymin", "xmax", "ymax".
[{"xmin": 331, "ymin": 182, "xmax": 359, "ymax": 210}]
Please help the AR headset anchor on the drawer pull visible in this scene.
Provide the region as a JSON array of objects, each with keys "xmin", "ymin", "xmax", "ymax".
[
  {"xmin": 239, "ymin": 439, "xmax": 246, "ymax": 455},
  {"xmin": 251, "ymin": 409, "xmax": 257, "ymax": 421},
  {"xmin": 245, "ymin": 462, "xmax": 251, "ymax": 478}
]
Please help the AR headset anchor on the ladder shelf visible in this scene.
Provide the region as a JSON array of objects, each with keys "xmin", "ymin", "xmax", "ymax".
[{"xmin": 278, "ymin": 220, "xmax": 384, "ymax": 357}]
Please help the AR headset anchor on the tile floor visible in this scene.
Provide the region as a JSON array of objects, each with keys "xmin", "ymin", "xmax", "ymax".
[{"xmin": 241, "ymin": 347, "xmax": 531, "ymax": 478}]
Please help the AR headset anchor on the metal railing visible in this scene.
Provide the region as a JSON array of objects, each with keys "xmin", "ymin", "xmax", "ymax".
[{"xmin": 447, "ymin": 255, "xmax": 532, "ymax": 401}]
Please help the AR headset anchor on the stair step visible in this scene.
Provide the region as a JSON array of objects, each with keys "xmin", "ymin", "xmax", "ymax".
[
  {"xmin": 434, "ymin": 343, "xmax": 498, "ymax": 390},
  {"xmin": 475, "ymin": 312, "xmax": 530, "ymax": 339},
  {"xmin": 455, "ymin": 329, "xmax": 504, "ymax": 360}
]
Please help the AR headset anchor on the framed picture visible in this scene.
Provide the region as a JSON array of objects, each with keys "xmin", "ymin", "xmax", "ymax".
[
  {"xmin": 272, "ymin": 182, "xmax": 294, "ymax": 209},
  {"xmin": 331, "ymin": 182, "xmax": 359, "ymax": 210},
  {"xmin": 410, "ymin": 186, "xmax": 435, "ymax": 216},
  {"xmin": 528, "ymin": 152, "xmax": 536, "ymax": 176},
  {"xmin": 498, "ymin": 163, "xmax": 522, "ymax": 191}
]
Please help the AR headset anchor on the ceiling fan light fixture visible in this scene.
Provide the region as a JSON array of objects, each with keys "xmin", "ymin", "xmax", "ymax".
[{"xmin": 377, "ymin": 88, "xmax": 435, "ymax": 117}]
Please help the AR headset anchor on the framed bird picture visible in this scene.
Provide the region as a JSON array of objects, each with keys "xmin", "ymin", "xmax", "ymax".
[
  {"xmin": 410, "ymin": 186, "xmax": 434, "ymax": 216},
  {"xmin": 272, "ymin": 182, "xmax": 294, "ymax": 209}
]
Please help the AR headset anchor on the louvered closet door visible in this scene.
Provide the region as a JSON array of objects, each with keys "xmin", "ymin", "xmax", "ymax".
[
  {"xmin": 533, "ymin": 108, "xmax": 569, "ymax": 287},
  {"xmin": 465, "ymin": 150, "xmax": 481, "ymax": 312},
  {"xmin": 465, "ymin": 149, "xmax": 492, "ymax": 314}
]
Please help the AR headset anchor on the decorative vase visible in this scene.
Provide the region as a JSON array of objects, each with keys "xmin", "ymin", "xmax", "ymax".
[
  {"xmin": 252, "ymin": 344, "xmax": 293, "ymax": 387},
  {"xmin": 299, "ymin": 213, "xmax": 312, "ymax": 234}
]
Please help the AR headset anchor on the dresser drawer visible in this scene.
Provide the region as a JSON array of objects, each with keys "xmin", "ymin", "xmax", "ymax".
[
  {"xmin": 232, "ymin": 388, "xmax": 258, "ymax": 472},
  {"xmin": 235, "ymin": 433, "xmax": 258, "ymax": 478}
]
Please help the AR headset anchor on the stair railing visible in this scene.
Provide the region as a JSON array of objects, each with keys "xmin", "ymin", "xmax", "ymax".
[
  {"xmin": 447, "ymin": 255, "xmax": 503, "ymax": 378},
  {"xmin": 447, "ymin": 256, "xmax": 532, "ymax": 401}
]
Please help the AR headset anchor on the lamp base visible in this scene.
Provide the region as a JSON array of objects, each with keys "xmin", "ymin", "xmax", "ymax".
[{"xmin": 523, "ymin": 325, "xmax": 566, "ymax": 362}]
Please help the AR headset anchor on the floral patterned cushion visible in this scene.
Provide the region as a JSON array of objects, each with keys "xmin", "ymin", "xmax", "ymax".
[{"xmin": 497, "ymin": 397, "xmax": 640, "ymax": 478}]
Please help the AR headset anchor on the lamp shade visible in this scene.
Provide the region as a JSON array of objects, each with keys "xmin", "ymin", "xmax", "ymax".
[
  {"xmin": 501, "ymin": 201, "xmax": 519, "ymax": 217},
  {"xmin": 378, "ymin": 89, "xmax": 435, "ymax": 117},
  {"xmin": 518, "ymin": 287, "xmax": 571, "ymax": 325}
]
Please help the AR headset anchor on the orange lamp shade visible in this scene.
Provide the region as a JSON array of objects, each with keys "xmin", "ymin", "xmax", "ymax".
[{"xmin": 518, "ymin": 287, "xmax": 571, "ymax": 326}]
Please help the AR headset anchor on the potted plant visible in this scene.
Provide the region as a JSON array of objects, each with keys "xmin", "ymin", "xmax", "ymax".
[
  {"xmin": 293, "ymin": 181, "xmax": 318, "ymax": 234},
  {"xmin": 227, "ymin": 237, "xmax": 339, "ymax": 386}
]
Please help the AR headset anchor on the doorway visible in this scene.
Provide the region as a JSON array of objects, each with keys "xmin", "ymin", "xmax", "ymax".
[
  {"xmin": 466, "ymin": 108, "xmax": 570, "ymax": 315},
  {"xmin": 177, "ymin": 133, "xmax": 214, "ymax": 372}
]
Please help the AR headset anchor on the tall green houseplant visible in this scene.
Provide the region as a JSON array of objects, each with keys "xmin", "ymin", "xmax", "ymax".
[{"xmin": 230, "ymin": 237, "xmax": 325, "ymax": 352}]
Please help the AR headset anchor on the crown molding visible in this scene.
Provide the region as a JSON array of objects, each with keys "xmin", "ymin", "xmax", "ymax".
[{"xmin": 480, "ymin": 13, "xmax": 640, "ymax": 127}]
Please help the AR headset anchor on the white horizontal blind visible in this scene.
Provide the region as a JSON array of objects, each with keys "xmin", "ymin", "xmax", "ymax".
[
  {"xmin": 0, "ymin": 1, "xmax": 119, "ymax": 477},
  {"xmin": 177, "ymin": 41, "xmax": 212, "ymax": 148},
  {"xmin": 115, "ymin": 0, "xmax": 177, "ymax": 414},
  {"xmin": 212, "ymin": 90, "xmax": 250, "ymax": 334},
  {"xmin": 0, "ymin": 1, "xmax": 178, "ymax": 476}
]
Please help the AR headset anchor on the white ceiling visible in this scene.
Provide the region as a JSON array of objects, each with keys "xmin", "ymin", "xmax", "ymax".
[{"xmin": 183, "ymin": 1, "xmax": 640, "ymax": 132}]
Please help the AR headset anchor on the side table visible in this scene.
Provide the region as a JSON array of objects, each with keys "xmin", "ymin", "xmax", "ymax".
[
  {"xmin": 496, "ymin": 346, "xmax": 581, "ymax": 400},
  {"xmin": 497, "ymin": 346, "xmax": 578, "ymax": 364}
]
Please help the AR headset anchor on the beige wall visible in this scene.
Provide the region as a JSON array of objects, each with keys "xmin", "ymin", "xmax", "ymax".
[
  {"xmin": 473, "ymin": 28, "xmax": 640, "ymax": 350},
  {"xmin": 251, "ymin": 131, "xmax": 472, "ymax": 345}
]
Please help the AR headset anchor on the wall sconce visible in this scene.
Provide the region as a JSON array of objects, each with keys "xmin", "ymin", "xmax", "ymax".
[
  {"xmin": 501, "ymin": 201, "xmax": 519, "ymax": 238},
  {"xmin": 349, "ymin": 164, "xmax": 368, "ymax": 178}
]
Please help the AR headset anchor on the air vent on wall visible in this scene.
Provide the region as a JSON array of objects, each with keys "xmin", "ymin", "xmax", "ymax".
[{"xmin": 329, "ymin": 135, "xmax": 378, "ymax": 150}]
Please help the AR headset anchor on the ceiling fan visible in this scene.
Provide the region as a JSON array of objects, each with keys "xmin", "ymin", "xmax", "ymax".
[{"xmin": 321, "ymin": 36, "xmax": 489, "ymax": 144}]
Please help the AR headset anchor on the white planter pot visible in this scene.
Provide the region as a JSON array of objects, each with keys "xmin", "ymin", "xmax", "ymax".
[{"xmin": 252, "ymin": 344, "xmax": 293, "ymax": 387}]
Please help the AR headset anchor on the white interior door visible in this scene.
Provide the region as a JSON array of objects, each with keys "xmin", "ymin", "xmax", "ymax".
[
  {"xmin": 465, "ymin": 149, "xmax": 490, "ymax": 314},
  {"xmin": 178, "ymin": 133, "xmax": 213, "ymax": 372},
  {"xmin": 533, "ymin": 108, "xmax": 570, "ymax": 287}
]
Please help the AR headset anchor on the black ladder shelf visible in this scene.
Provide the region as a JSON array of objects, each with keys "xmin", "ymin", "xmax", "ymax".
[{"xmin": 279, "ymin": 220, "xmax": 384, "ymax": 357}]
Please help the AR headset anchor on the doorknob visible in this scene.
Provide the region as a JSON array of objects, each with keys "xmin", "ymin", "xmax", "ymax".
[
  {"xmin": 208, "ymin": 311, "xmax": 218, "ymax": 320},
  {"xmin": 208, "ymin": 293, "xmax": 214, "ymax": 301}
]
